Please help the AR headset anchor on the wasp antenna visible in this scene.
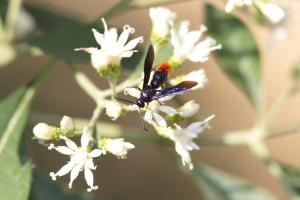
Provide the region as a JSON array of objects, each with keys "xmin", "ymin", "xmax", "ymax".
[
  {"xmin": 138, "ymin": 107, "xmax": 148, "ymax": 131},
  {"xmin": 114, "ymin": 96, "xmax": 135, "ymax": 105}
]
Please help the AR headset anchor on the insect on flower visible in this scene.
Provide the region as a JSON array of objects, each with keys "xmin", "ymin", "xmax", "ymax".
[{"xmin": 115, "ymin": 44, "xmax": 197, "ymax": 130}]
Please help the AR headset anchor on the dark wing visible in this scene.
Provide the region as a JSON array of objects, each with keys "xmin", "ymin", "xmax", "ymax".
[
  {"xmin": 143, "ymin": 44, "xmax": 155, "ymax": 90},
  {"xmin": 152, "ymin": 81, "xmax": 197, "ymax": 99}
]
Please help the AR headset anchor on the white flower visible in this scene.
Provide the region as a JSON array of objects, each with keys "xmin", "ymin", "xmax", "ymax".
[
  {"xmin": 105, "ymin": 101, "xmax": 122, "ymax": 121},
  {"xmin": 178, "ymin": 100, "xmax": 200, "ymax": 118},
  {"xmin": 75, "ymin": 18, "xmax": 143, "ymax": 75},
  {"xmin": 225, "ymin": 0, "xmax": 253, "ymax": 13},
  {"xmin": 33, "ymin": 123, "xmax": 53, "ymax": 140},
  {"xmin": 260, "ymin": 3, "xmax": 285, "ymax": 24},
  {"xmin": 48, "ymin": 127, "xmax": 103, "ymax": 192},
  {"xmin": 149, "ymin": 7, "xmax": 176, "ymax": 39},
  {"xmin": 172, "ymin": 115, "xmax": 214, "ymax": 169},
  {"xmin": 124, "ymin": 87, "xmax": 177, "ymax": 127},
  {"xmin": 169, "ymin": 69, "xmax": 207, "ymax": 90},
  {"xmin": 154, "ymin": 115, "xmax": 214, "ymax": 170},
  {"xmin": 100, "ymin": 138, "xmax": 135, "ymax": 158},
  {"xmin": 170, "ymin": 21, "xmax": 221, "ymax": 64},
  {"xmin": 60, "ymin": 115, "xmax": 74, "ymax": 132}
]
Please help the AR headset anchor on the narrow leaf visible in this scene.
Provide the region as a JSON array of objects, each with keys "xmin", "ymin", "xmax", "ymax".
[{"xmin": 0, "ymin": 64, "xmax": 53, "ymax": 200}]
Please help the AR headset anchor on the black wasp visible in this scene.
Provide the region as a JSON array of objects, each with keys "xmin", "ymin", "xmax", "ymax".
[{"xmin": 116, "ymin": 44, "xmax": 197, "ymax": 130}]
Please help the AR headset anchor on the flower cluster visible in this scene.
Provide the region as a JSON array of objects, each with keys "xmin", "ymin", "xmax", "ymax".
[
  {"xmin": 225, "ymin": 0, "xmax": 285, "ymax": 24},
  {"xmin": 33, "ymin": 6, "xmax": 219, "ymax": 192},
  {"xmin": 33, "ymin": 117, "xmax": 134, "ymax": 191}
]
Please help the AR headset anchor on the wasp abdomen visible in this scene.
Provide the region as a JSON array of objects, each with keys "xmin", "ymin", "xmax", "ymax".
[{"xmin": 151, "ymin": 62, "xmax": 172, "ymax": 89}]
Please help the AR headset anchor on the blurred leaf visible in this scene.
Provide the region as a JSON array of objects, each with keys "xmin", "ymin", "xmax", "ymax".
[
  {"xmin": 130, "ymin": 0, "xmax": 186, "ymax": 8},
  {"xmin": 206, "ymin": 5, "xmax": 261, "ymax": 108},
  {"xmin": 26, "ymin": 5, "xmax": 81, "ymax": 32},
  {"xmin": 279, "ymin": 163, "xmax": 300, "ymax": 197},
  {"xmin": 30, "ymin": 173, "xmax": 100, "ymax": 200},
  {"xmin": 0, "ymin": 63, "xmax": 53, "ymax": 200},
  {"xmin": 192, "ymin": 164, "xmax": 276, "ymax": 200},
  {"xmin": 0, "ymin": 87, "xmax": 35, "ymax": 200},
  {"xmin": 29, "ymin": 23, "xmax": 95, "ymax": 64}
]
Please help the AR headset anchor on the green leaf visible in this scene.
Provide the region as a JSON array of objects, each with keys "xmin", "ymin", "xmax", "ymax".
[
  {"xmin": 0, "ymin": 87, "xmax": 35, "ymax": 200},
  {"xmin": 30, "ymin": 173, "xmax": 100, "ymax": 200},
  {"xmin": 206, "ymin": 5, "xmax": 261, "ymax": 108},
  {"xmin": 279, "ymin": 163, "xmax": 300, "ymax": 197},
  {"xmin": 0, "ymin": 62, "xmax": 53, "ymax": 200},
  {"xmin": 192, "ymin": 164, "xmax": 276, "ymax": 200}
]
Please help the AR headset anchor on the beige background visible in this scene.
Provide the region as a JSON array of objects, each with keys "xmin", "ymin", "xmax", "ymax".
[{"xmin": 1, "ymin": 0, "xmax": 300, "ymax": 199}]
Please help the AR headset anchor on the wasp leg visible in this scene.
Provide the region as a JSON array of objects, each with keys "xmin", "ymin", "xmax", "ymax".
[{"xmin": 156, "ymin": 99, "xmax": 162, "ymax": 105}]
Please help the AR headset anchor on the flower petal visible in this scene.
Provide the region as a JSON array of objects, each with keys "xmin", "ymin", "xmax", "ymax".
[
  {"xmin": 61, "ymin": 137, "xmax": 79, "ymax": 152},
  {"xmin": 153, "ymin": 113, "xmax": 167, "ymax": 127},
  {"xmin": 85, "ymin": 158, "xmax": 96, "ymax": 170},
  {"xmin": 50, "ymin": 161, "xmax": 75, "ymax": 180},
  {"xmin": 85, "ymin": 167, "xmax": 98, "ymax": 192},
  {"xmin": 81, "ymin": 127, "xmax": 90, "ymax": 149},
  {"xmin": 124, "ymin": 87, "xmax": 140, "ymax": 98},
  {"xmin": 124, "ymin": 37, "xmax": 143, "ymax": 51},
  {"xmin": 68, "ymin": 165, "xmax": 81, "ymax": 188},
  {"xmin": 92, "ymin": 28, "xmax": 104, "ymax": 47},
  {"xmin": 89, "ymin": 149, "xmax": 103, "ymax": 158},
  {"xmin": 144, "ymin": 110, "xmax": 153, "ymax": 122},
  {"xmin": 54, "ymin": 146, "xmax": 75, "ymax": 155},
  {"xmin": 159, "ymin": 105, "xmax": 177, "ymax": 114}
]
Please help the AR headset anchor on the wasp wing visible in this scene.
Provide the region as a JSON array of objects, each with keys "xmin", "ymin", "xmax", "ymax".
[
  {"xmin": 142, "ymin": 44, "xmax": 155, "ymax": 90},
  {"xmin": 152, "ymin": 81, "xmax": 197, "ymax": 100}
]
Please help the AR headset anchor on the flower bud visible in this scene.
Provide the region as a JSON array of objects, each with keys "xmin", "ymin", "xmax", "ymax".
[
  {"xmin": 179, "ymin": 100, "xmax": 200, "ymax": 118},
  {"xmin": 60, "ymin": 115, "xmax": 74, "ymax": 132},
  {"xmin": 33, "ymin": 123, "xmax": 53, "ymax": 140},
  {"xmin": 99, "ymin": 138, "xmax": 135, "ymax": 159},
  {"xmin": 149, "ymin": 7, "xmax": 176, "ymax": 46},
  {"xmin": 105, "ymin": 101, "xmax": 122, "ymax": 121},
  {"xmin": 260, "ymin": 3, "xmax": 285, "ymax": 24}
]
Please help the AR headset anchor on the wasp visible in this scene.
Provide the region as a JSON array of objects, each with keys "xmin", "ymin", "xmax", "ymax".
[{"xmin": 116, "ymin": 44, "xmax": 197, "ymax": 130}]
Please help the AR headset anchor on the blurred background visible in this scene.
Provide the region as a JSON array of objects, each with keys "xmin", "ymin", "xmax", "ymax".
[{"xmin": 1, "ymin": 0, "xmax": 300, "ymax": 199}]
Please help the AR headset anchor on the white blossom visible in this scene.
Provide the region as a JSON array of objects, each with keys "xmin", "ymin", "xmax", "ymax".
[
  {"xmin": 48, "ymin": 127, "xmax": 103, "ymax": 192},
  {"xmin": 149, "ymin": 7, "xmax": 176, "ymax": 39},
  {"xmin": 100, "ymin": 138, "xmax": 135, "ymax": 158},
  {"xmin": 75, "ymin": 18, "xmax": 143, "ymax": 75},
  {"xmin": 170, "ymin": 21, "xmax": 221, "ymax": 64},
  {"xmin": 260, "ymin": 3, "xmax": 285, "ymax": 24},
  {"xmin": 169, "ymin": 69, "xmax": 208, "ymax": 90},
  {"xmin": 60, "ymin": 115, "xmax": 74, "ymax": 132},
  {"xmin": 178, "ymin": 100, "xmax": 200, "ymax": 118},
  {"xmin": 225, "ymin": 0, "xmax": 253, "ymax": 13},
  {"xmin": 172, "ymin": 115, "xmax": 214, "ymax": 169},
  {"xmin": 33, "ymin": 123, "xmax": 53, "ymax": 140},
  {"xmin": 105, "ymin": 101, "xmax": 122, "ymax": 121},
  {"xmin": 124, "ymin": 87, "xmax": 177, "ymax": 127},
  {"xmin": 154, "ymin": 115, "xmax": 214, "ymax": 170}
]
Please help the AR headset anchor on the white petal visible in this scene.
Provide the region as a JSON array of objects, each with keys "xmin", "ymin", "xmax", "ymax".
[
  {"xmin": 54, "ymin": 146, "xmax": 75, "ymax": 155},
  {"xmin": 62, "ymin": 137, "xmax": 79, "ymax": 152},
  {"xmin": 144, "ymin": 110, "xmax": 153, "ymax": 122},
  {"xmin": 92, "ymin": 28, "xmax": 104, "ymax": 47},
  {"xmin": 89, "ymin": 149, "xmax": 103, "ymax": 158},
  {"xmin": 121, "ymin": 50, "xmax": 136, "ymax": 58},
  {"xmin": 118, "ymin": 26, "xmax": 130, "ymax": 46},
  {"xmin": 159, "ymin": 105, "xmax": 177, "ymax": 114},
  {"xmin": 81, "ymin": 127, "xmax": 90, "ymax": 149},
  {"xmin": 153, "ymin": 113, "xmax": 167, "ymax": 127},
  {"xmin": 124, "ymin": 87, "xmax": 140, "ymax": 98},
  {"xmin": 68, "ymin": 165, "xmax": 80, "ymax": 188},
  {"xmin": 84, "ymin": 167, "xmax": 98, "ymax": 192},
  {"xmin": 74, "ymin": 47, "xmax": 98, "ymax": 54},
  {"xmin": 85, "ymin": 159, "xmax": 96, "ymax": 170},
  {"xmin": 124, "ymin": 37, "xmax": 143, "ymax": 51},
  {"xmin": 60, "ymin": 116, "xmax": 74, "ymax": 132},
  {"xmin": 50, "ymin": 161, "xmax": 75, "ymax": 180}
]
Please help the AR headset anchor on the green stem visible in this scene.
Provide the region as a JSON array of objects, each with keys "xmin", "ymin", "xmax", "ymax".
[
  {"xmin": 88, "ymin": 104, "xmax": 104, "ymax": 129},
  {"xmin": 5, "ymin": 0, "xmax": 22, "ymax": 42}
]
